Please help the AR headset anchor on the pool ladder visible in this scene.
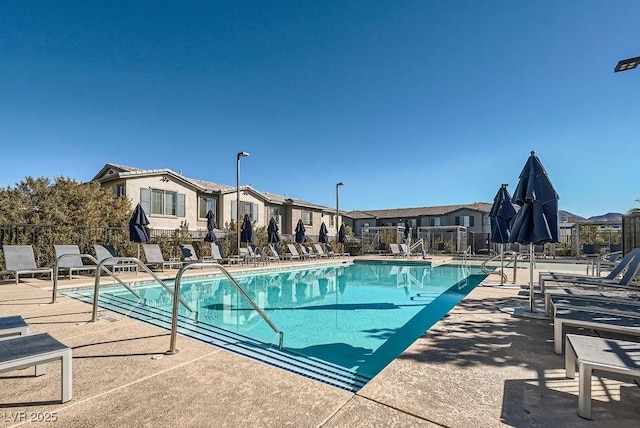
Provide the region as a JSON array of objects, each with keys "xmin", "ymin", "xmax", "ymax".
[
  {"xmin": 480, "ymin": 250, "xmax": 519, "ymax": 285},
  {"xmin": 52, "ymin": 257, "xmax": 284, "ymax": 354},
  {"xmin": 168, "ymin": 262, "xmax": 283, "ymax": 354}
]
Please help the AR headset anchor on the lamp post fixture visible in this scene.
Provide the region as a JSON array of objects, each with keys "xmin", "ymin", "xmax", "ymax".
[
  {"xmin": 614, "ymin": 56, "xmax": 640, "ymax": 72},
  {"xmin": 336, "ymin": 182, "xmax": 344, "ymax": 243},
  {"xmin": 236, "ymin": 151, "xmax": 249, "ymax": 255}
]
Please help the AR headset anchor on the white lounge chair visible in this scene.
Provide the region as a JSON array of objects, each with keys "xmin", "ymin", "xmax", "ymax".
[
  {"xmin": 542, "ymin": 255, "xmax": 640, "ymax": 315},
  {"xmin": 179, "ymin": 244, "xmax": 202, "ymax": 263},
  {"xmin": 0, "ymin": 245, "xmax": 53, "ymax": 284},
  {"xmin": 553, "ymin": 307, "xmax": 640, "ymax": 354},
  {"xmin": 0, "ymin": 333, "xmax": 72, "ymax": 403},
  {"xmin": 208, "ymin": 243, "xmax": 241, "ymax": 265},
  {"xmin": 267, "ymin": 244, "xmax": 281, "ymax": 263},
  {"xmin": 0, "ymin": 315, "xmax": 29, "ymax": 339},
  {"xmin": 313, "ymin": 243, "xmax": 331, "ymax": 258},
  {"xmin": 565, "ymin": 334, "xmax": 640, "ymax": 419},
  {"xmin": 239, "ymin": 245, "xmax": 266, "ymax": 266},
  {"xmin": 54, "ymin": 245, "xmax": 97, "ymax": 280},
  {"xmin": 544, "ymin": 286, "xmax": 640, "ymax": 316},
  {"xmin": 300, "ymin": 245, "xmax": 318, "ymax": 260},
  {"xmin": 285, "ymin": 244, "xmax": 302, "ymax": 261},
  {"xmin": 93, "ymin": 244, "xmax": 138, "ymax": 274},
  {"xmin": 549, "ymin": 294, "xmax": 640, "ymax": 319},
  {"xmin": 142, "ymin": 244, "xmax": 182, "ymax": 271},
  {"xmin": 389, "ymin": 244, "xmax": 403, "ymax": 258},
  {"xmin": 539, "ymin": 248, "xmax": 640, "ymax": 294}
]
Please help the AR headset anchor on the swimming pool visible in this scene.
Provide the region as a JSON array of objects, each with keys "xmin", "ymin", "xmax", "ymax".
[{"xmin": 65, "ymin": 260, "xmax": 486, "ymax": 391}]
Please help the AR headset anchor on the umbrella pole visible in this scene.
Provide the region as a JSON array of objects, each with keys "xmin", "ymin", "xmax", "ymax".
[
  {"xmin": 500, "ymin": 243, "xmax": 504, "ymax": 286},
  {"xmin": 528, "ymin": 243, "xmax": 535, "ymax": 312}
]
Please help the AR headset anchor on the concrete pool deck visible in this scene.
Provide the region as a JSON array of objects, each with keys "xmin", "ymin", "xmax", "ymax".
[{"xmin": 1, "ymin": 256, "xmax": 639, "ymax": 427}]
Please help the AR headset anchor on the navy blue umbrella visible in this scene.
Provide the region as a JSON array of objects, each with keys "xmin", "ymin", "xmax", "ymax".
[
  {"xmin": 403, "ymin": 220, "xmax": 410, "ymax": 240},
  {"xmin": 267, "ymin": 217, "xmax": 280, "ymax": 243},
  {"xmin": 509, "ymin": 151, "xmax": 560, "ymax": 311},
  {"xmin": 240, "ymin": 214, "xmax": 254, "ymax": 243},
  {"xmin": 129, "ymin": 203, "xmax": 151, "ymax": 243},
  {"xmin": 489, "ymin": 184, "xmax": 517, "ymax": 285},
  {"xmin": 129, "ymin": 203, "xmax": 150, "ymax": 260},
  {"xmin": 318, "ymin": 222, "xmax": 329, "ymax": 243},
  {"xmin": 204, "ymin": 210, "xmax": 218, "ymax": 243},
  {"xmin": 509, "ymin": 151, "xmax": 560, "ymax": 245},
  {"xmin": 490, "ymin": 184, "xmax": 517, "ymax": 244},
  {"xmin": 295, "ymin": 219, "xmax": 307, "ymax": 243},
  {"xmin": 338, "ymin": 224, "xmax": 348, "ymax": 244}
]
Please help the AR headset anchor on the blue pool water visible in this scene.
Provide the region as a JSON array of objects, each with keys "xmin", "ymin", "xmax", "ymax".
[{"xmin": 65, "ymin": 260, "xmax": 485, "ymax": 390}]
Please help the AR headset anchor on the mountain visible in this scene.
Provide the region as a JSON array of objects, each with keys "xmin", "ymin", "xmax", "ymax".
[
  {"xmin": 558, "ymin": 210, "xmax": 586, "ymax": 223},
  {"xmin": 588, "ymin": 212, "xmax": 623, "ymax": 222},
  {"xmin": 557, "ymin": 210, "xmax": 624, "ymax": 223}
]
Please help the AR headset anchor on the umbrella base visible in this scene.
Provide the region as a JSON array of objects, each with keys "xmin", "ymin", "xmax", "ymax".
[{"xmin": 499, "ymin": 306, "xmax": 548, "ymax": 319}]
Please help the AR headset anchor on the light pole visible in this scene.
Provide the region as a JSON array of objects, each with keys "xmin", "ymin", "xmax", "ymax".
[
  {"xmin": 336, "ymin": 182, "xmax": 344, "ymax": 244},
  {"xmin": 236, "ymin": 151, "xmax": 249, "ymax": 255}
]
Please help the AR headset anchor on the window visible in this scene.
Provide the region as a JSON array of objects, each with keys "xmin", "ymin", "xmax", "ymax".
[
  {"xmin": 115, "ymin": 184, "xmax": 126, "ymax": 198},
  {"xmin": 199, "ymin": 197, "xmax": 217, "ymax": 218},
  {"xmin": 268, "ymin": 206, "xmax": 280, "ymax": 221},
  {"xmin": 140, "ymin": 188, "xmax": 185, "ymax": 217},
  {"xmin": 430, "ymin": 217, "xmax": 441, "ymax": 226},
  {"xmin": 329, "ymin": 214, "xmax": 335, "ymax": 227},
  {"xmin": 455, "ymin": 215, "xmax": 474, "ymax": 227},
  {"xmin": 483, "ymin": 215, "xmax": 491, "ymax": 225},
  {"xmin": 231, "ymin": 201, "xmax": 259, "ymax": 222},
  {"xmin": 302, "ymin": 210, "xmax": 313, "ymax": 226}
]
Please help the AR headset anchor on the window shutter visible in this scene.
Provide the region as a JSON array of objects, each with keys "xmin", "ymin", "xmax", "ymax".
[
  {"xmin": 140, "ymin": 188, "xmax": 151, "ymax": 214},
  {"xmin": 454, "ymin": 216, "xmax": 460, "ymax": 225},
  {"xmin": 470, "ymin": 216, "xmax": 475, "ymax": 227},
  {"xmin": 176, "ymin": 193, "xmax": 185, "ymax": 217},
  {"xmin": 231, "ymin": 202, "xmax": 237, "ymax": 223},
  {"xmin": 254, "ymin": 203, "xmax": 259, "ymax": 223}
]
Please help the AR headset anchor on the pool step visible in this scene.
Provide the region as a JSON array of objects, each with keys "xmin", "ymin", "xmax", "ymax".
[{"xmin": 64, "ymin": 290, "xmax": 370, "ymax": 392}]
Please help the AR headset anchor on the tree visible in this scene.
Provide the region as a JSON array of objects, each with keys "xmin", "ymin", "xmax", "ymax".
[
  {"xmin": 0, "ymin": 176, "xmax": 132, "ymax": 266},
  {"xmin": 0, "ymin": 176, "xmax": 130, "ymax": 226}
]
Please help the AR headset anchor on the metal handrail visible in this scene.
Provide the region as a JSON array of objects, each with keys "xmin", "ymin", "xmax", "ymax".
[
  {"xmin": 90, "ymin": 257, "xmax": 196, "ymax": 322},
  {"xmin": 52, "ymin": 253, "xmax": 100, "ymax": 303},
  {"xmin": 461, "ymin": 245, "xmax": 472, "ymax": 267},
  {"xmin": 167, "ymin": 262, "xmax": 284, "ymax": 355},
  {"xmin": 480, "ymin": 250, "xmax": 519, "ymax": 284}
]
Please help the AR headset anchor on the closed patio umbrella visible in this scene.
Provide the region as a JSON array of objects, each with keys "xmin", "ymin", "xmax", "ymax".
[
  {"xmin": 489, "ymin": 184, "xmax": 517, "ymax": 285},
  {"xmin": 204, "ymin": 210, "xmax": 218, "ymax": 243},
  {"xmin": 338, "ymin": 224, "xmax": 348, "ymax": 244},
  {"xmin": 318, "ymin": 222, "xmax": 329, "ymax": 244},
  {"xmin": 129, "ymin": 203, "xmax": 151, "ymax": 259},
  {"xmin": 509, "ymin": 151, "xmax": 560, "ymax": 312},
  {"xmin": 240, "ymin": 214, "xmax": 254, "ymax": 245},
  {"xmin": 267, "ymin": 217, "xmax": 280, "ymax": 243},
  {"xmin": 338, "ymin": 223, "xmax": 348, "ymax": 255},
  {"xmin": 295, "ymin": 219, "xmax": 307, "ymax": 243}
]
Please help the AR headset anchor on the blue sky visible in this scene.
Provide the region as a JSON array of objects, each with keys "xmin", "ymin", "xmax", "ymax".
[{"xmin": 1, "ymin": 1, "xmax": 638, "ymax": 218}]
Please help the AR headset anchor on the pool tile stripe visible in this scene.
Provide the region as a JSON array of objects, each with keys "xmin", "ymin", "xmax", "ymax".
[{"xmin": 64, "ymin": 290, "xmax": 370, "ymax": 392}]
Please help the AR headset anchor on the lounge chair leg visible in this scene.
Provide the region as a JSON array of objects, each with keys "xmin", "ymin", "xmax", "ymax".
[
  {"xmin": 62, "ymin": 350, "xmax": 72, "ymax": 403},
  {"xmin": 578, "ymin": 363, "xmax": 592, "ymax": 419},
  {"xmin": 35, "ymin": 363, "xmax": 45, "ymax": 376}
]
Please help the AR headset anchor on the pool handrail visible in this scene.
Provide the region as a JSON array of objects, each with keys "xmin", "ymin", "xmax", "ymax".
[
  {"xmin": 52, "ymin": 253, "xmax": 102, "ymax": 303},
  {"xmin": 480, "ymin": 250, "xmax": 519, "ymax": 285},
  {"xmin": 167, "ymin": 262, "xmax": 284, "ymax": 355},
  {"xmin": 89, "ymin": 257, "xmax": 197, "ymax": 322}
]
